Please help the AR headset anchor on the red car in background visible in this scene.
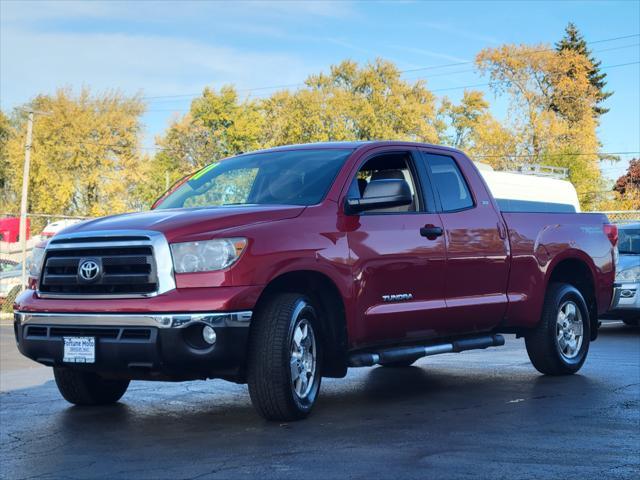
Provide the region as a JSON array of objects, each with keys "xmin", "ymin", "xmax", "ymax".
[{"xmin": 0, "ymin": 216, "xmax": 30, "ymax": 243}]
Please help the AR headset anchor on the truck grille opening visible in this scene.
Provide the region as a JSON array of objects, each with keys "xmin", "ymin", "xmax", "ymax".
[
  {"xmin": 25, "ymin": 325, "xmax": 152, "ymax": 341},
  {"xmin": 50, "ymin": 327, "xmax": 120, "ymax": 339},
  {"xmin": 25, "ymin": 326, "xmax": 47, "ymax": 337},
  {"xmin": 39, "ymin": 244, "xmax": 158, "ymax": 296}
]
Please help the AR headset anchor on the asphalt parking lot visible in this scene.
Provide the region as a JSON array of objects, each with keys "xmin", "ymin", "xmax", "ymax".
[{"xmin": 0, "ymin": 321, "xmax": 638, "ymax": 479}]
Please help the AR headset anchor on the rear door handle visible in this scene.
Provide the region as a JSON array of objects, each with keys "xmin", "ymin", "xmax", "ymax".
[
  {"xmin": 497, "ymin": 221, "xmax": 507, "ymax": 240},
  {"xmin": 420, "ymin": 225, "xmax": 443, "ymax": 238}
]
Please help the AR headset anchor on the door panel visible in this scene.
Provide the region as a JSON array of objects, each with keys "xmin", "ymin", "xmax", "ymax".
[
  {"xmin": 418, "ymin": 150, "xmax": 510, "ymax": 333},
  {"xmin": 344, "ymin": 149, "xmax": 447, "ymax": 348},
  {"xmin": 349, "ymin": 213, "xmax": 447, "ymax": 347}
]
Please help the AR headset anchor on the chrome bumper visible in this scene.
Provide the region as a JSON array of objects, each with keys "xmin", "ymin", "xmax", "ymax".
[
  {"xmin": 14, "ymin": 311, "xmax": 252, "ymax": 329},
  {"xmin": 610, "ymin": 283, "xmax": 640, "ymax": 311}
]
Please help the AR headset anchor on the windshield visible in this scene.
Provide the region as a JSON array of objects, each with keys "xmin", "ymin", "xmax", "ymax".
[
  {"xmin": 156, "ymin": 149, "xmax": 353, "ymax": 209},
  {"xmin": 618, "ymin": 227, "xmax": 640, "ymax": 254}
]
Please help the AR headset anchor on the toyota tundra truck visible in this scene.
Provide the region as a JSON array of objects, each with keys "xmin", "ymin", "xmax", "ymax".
[{"xmin": 13, "ymin": 141, "xmax": 617, "ymax": 421}]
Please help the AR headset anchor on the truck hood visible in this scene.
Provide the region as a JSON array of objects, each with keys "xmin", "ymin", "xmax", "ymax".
[{"xmin": 61, "ymin": 205, "xmax": 306, "ymax": 242}]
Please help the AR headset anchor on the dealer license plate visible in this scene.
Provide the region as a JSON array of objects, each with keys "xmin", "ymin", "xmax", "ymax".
[{"xmin": 63, "ymin": 337, "xmax": 95, "ymax": 364}]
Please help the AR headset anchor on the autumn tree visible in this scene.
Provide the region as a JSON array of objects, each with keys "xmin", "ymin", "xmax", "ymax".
[
  {"xmin": 3, "ymin": 88, "xmax": 146, "ymax": 217},
  {"xmin": 555, "ymin": 22, "xmax": 612, "ymax": 117},
  {"xmin": 0, "ymin": 111, "xmax": 13, "ymax": 206},
  {"xmin": 476, "ymin": 44, "xmax": 602, "ymax": 208},
  {"xmin": 439, "ymin": 90, "xmax": 517, "ymax": 169},
  {"xmin": 610, "ymin": 159, "xmax": 640, "ymax": 209}
]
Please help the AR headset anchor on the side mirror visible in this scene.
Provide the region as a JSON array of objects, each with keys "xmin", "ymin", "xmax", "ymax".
[{"xmin": 345, "ymin": 179, "xmax": 413, "ymax": 214}]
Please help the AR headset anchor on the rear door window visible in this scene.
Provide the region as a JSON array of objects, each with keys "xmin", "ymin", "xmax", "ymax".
[{"xmin": 421, "ymin": 153, "xmax": 474, "ymax": 212}]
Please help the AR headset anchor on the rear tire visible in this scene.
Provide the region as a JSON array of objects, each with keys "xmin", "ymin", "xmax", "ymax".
[
  {"xmin": 247, "ymin": 293, "xmax": 323, "ymax": 421},
  {"xmin": 53, "ymin": 367, "xmax": 129, "ymax": 405},
  {"xmin": 525, "ymin": 283, "xmax": 590, "ymax": 375}
]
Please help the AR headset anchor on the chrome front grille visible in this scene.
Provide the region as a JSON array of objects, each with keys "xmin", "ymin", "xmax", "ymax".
[{"xmin": 37, "ymin": 230, "xmax": 176, "ymax": 299}]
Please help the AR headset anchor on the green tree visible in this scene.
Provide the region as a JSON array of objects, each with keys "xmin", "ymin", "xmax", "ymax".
[
  {"xmin": 301, "ymin": 59, "xmax": 442, "ymax": 143},
  {"xmin": 149, "ymin": 59, "xmax": 443, "ymax": 205},
  {"xmin": 3, "ymin": 88, "xmax": 146, "ymax": 217},
  {"xmin": 555, "ymin": 22, "xmax": 612, "ymax": 117},
  {"xmin": 141, "ymin": 86, "xmax": 264, "ymax": 206}
]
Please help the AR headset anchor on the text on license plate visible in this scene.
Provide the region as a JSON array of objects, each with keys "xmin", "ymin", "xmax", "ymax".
[{"xmin": 63, "ymin": 337, "xmax": 95, "ymax": 363}]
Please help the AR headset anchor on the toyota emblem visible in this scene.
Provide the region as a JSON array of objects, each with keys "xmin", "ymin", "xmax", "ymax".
[{"xmin": 78, "ymin": 260, "xmax": 100, "ymax": 282}]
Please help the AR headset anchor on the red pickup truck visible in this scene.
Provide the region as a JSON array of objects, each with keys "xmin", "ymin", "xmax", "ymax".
[{"xmin": 14, "ymin": 141, "xmax": 617, "ymax": 421}]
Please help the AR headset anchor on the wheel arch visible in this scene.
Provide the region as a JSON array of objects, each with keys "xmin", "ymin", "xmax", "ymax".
[
  {"xmin": 253, "ymin": 269, "xmax": 349, "ymax": 378},
  {"xmin": 546, "ymin": 254, "xmax": 599, "ymax": 340}
]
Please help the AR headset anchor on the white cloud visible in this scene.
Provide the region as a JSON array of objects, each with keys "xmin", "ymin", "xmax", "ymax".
[
  {"xmin": 0, "ymin": 27, "xmax": 317, "ymax": 107},
  {"xmin": 0, "ymin": 0, "xmax": 356, "ymax": 25}
]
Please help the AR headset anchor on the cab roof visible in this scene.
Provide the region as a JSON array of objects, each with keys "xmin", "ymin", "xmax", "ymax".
[{"xmin": 252, "ymin": 140, "xmax": 464, "ymax": 156}]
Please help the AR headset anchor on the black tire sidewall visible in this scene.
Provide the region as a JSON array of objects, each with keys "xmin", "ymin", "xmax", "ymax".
[
  {"xmin": 286, "ymin": 297, "xmax": 323, "ymax": 414},
  {"xmin": 548, "ymin": 285, "xmax": 590, "ymax": 370}
]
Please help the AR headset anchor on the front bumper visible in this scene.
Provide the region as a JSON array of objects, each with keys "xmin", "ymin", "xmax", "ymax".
[
  {"xmin": 603, "ymin": 282, "xmax": 640, "ymax": 320},
  {"xmin": 13, "ymin": 311, "xmax": 252, "ymax": 382}
]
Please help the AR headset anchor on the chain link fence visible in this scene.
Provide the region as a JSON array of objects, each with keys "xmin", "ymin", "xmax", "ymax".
[
  {"xmin": 598, "ymin": 211, "xmax": 640, "ymax": 224},
  {"xmin": 1, "ymin": 213, "xmax": 91, "ymax": 312}
]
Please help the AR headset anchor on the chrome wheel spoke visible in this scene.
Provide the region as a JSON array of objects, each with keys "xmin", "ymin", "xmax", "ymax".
[
  {"xmin": 290, "ymin": 356, "xmax": 301, "ymax": 382},
  {"xmin": 289, "ymin": 311, "xmax": 317, "ymax": 400},
  {"xmin": 558, "ymin": 335, "xmax": 568, "ymax": 351},
  {"xmin": 556, "ymin": 300, "xmax": 584, "ymax": 360},
  {"xmin": 572, "ymin": 321, "xmax": 583, "ymax": 337},
  {"xmin": 298, "ymin": 375, "xmax": 308, "ymax": 395},
  {"xmin": 293, "ymin": 326, "xmax": 304, "ymax": 349}
]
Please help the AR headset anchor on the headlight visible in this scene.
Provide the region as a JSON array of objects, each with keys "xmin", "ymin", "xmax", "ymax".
[
  {"xmin": 170, "ymin": 238, "xmax": 247, "ymax": 273},
  {"xmin": 27, "ymin": 247, "xmax": 46, "ymax": 278},
  {"xmin": 616, "ymin": 265, "xmax": 640, "ymax": 283}
]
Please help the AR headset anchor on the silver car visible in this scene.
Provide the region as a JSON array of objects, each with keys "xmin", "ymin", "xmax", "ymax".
[
  {"xmin": 0, "ymin": 261, "xmax": 22, "ymax": 301},
  {"xmin": 607, "ymin": 223, "xmax": 640, "ymax": 326}
]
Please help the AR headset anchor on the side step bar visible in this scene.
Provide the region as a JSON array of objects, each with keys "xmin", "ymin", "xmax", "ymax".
[{"xmin": 348, "ymin": 334, "xmax": 505, "ymax": 367}]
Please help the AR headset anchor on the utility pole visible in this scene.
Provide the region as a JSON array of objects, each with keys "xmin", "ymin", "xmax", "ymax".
[
  {"xmin": 19, "ymin": 111, "xmax": 34, "ymax": 290},
  {"xmin": 17, "ymin": 108, "xmax": 50, "ymax": 290}
]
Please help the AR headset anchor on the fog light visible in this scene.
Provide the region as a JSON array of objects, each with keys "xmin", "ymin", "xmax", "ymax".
[{"xmin": 202, "ymin": 325, "xmax": 217, "ymax": 345}]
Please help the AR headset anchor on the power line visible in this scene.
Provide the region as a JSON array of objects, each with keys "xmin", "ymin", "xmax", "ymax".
[
  {"xmin": 401, "ymin": 42, "xmax": 640, "ymax": 82},
  {"xmin": 65, "ymin": 138, "xmax": 640, "ymax": 159},
  {"xmin": 429, "ymin": 60, "xmax": 639, "ymax": 94},
  {"xmin": 140, "ymin": 32, "xmax": 640, "ymax": 102},
  {"xmin": 143, "ymin": 59, "xmax": 640, "ymax": 111},
  {"xmin": 474, "ymin": 151, "xmax": 640, "ymax": 159},
  {"xmin": 401, "ymin": 33, "xmax": 640, "ymax": 74}
]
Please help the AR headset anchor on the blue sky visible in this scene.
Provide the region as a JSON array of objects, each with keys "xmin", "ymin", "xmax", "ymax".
[{"xmin": 1, "ymin": 0, "xmax": 638, "ymax": 181}]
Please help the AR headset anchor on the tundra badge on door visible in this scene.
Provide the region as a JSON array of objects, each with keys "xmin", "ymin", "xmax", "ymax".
[{"xmin": 382, "ymin": 293, "xmax": 414, "ymax": 302}]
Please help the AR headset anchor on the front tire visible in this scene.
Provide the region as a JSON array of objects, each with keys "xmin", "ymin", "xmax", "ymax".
[
  {"xmin": 247, "ymin": 293, "xmax": 323, "ymax": 421},
  {"xmin": 525, "ymin": 283, "xmax": 590, "ymax": 375},
  {"xmin": 53, "ymin": 368, "xmax": 129, "ymax": 405}
]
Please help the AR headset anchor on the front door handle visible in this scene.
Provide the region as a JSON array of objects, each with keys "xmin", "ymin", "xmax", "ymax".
[{"xmin": 420, "ymin": 225, "xmax": 443, "ymax": 238}]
